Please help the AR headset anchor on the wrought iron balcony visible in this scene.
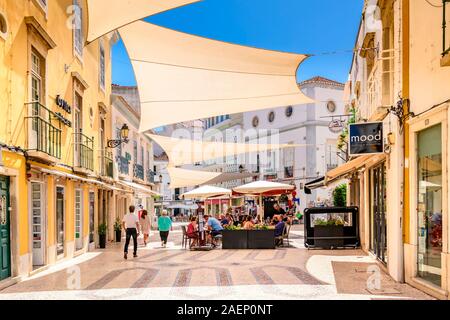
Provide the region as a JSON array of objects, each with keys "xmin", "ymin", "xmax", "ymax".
[
  {"xmin": 25, "ymin": 102, "xmax": 62, "ymax": 160},
  {"xmin": 116, "ymin": 155, "xmax": 129, "ymax": 175},
  {"xmin": 444, "ymin": 1, "xmax": 450, "ymax": 56},
  {"xmin": 147, "ymin": 169, "xmax": 156, "ymax": 183},
  {"xmin": 133, "ymin": 163, "xmax": 144, "ymax": 181},
  {"xmin": 74, "ymin": 132, "xmax": 94, "ymax": 172},
  {"xmin": 99, "ymin": 150, "xmax": 114, "ymax": 178}
]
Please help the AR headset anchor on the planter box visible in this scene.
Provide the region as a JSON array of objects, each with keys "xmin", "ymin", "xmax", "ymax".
[
  {"xmin": 99, "ymin": 234, "xmax": 107, "ymax": 249},
  {"xmin": 115, "ymin": 230, "xmax": 122, "ymax": 243},
  {"xmin": 247, "ymin": 230, "xmax": 275, "ymax": 249},
  {"xmin": 222, "ymin": 230, "xmax": 248, "ymax": 249},
  {"xmin": 313, "ymin": 225, "xmax": 344, "ymax": 249}
]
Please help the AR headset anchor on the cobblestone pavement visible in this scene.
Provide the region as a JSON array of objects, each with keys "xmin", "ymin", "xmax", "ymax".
[{"xmin": 0, "ymin": 224, "xmax": 433, "ymax": 300}]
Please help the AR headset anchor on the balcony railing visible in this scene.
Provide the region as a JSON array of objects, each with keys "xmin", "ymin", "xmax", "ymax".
[
  {"xmin": 444, "ymin": 0, "xmax": 450, "ymax": 56},
  {"xmin": 25, "ymin": 102, "xmax": 62, "ymax": 159},
  {"xmin": 117, "ymin": 155, "xmax": 129, "ymax": 175},
  {"xmin": 147, "ymin": 169, "xmax": 156, "ymax": 183},
  {"xmin": 99, "ymin": 150, "xmax": 114, "ymax": 178},
  {"xmin": 74, "ymin": 132, "xmax": 94, "ymax": 171},
  {"xmin": 133, "ymin": 163, "xmax": 144, "ymax": 181}
]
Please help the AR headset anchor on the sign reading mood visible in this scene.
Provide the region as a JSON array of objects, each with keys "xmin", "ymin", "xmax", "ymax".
[{"xmin": 349, "ymin": 122, "xmax": 384, "ymax": 156}]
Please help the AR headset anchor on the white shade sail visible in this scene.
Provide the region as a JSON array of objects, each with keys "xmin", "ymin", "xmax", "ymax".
[
  {"xmin": 167, "ymin": 167, "xmax": 221, "ymax": 189},
  {"xmin": 117, "ymin": 180, "xmax": 161, "ymax": 197},
  {"xmin": 233, "ymin": 181, "xmax": 295, "ymax": 195},
  {"xmin": 86, "ymin": 0, "xmax": 200, "ymax": 42},
  {"xmin": 182, "ymin": 185, "xmax": 232, "ymax": 200},
  {"xmin": 148, "ymin": 134, "xmax": 304, "ymax": 167},
  {"xmin": 119, "ymin": 21, "xmax": 313, "ymax": 132}
]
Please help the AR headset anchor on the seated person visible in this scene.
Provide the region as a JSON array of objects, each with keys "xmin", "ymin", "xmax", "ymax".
[
  {"xmin": 223, "ymin": 213, "xmax": 234, "ymax": 227},
  {"xmin": 204, "ymin": 215, "xmax": 224, "ymax": 246},
  {"xmin": 242, "ymin": 216, "xmax": 255, "ymax": 230},
  {"xmin": 219, "ymin": 214, "xmax": 230, "ymax": 227},
  {"xmin": 274, "ymin": 217, "xmax": 285, "ymax": 246},
  {"xmin": 271, "ymin": 214, "xmax": 282, "ymax": 226},
  {"xmin": 186, "ymin": 216, "xmax": 199, "ymax": 248}
]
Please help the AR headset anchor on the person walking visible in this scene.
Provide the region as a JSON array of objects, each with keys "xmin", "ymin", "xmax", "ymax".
[
  {"xmin": 158, "ymin": 210, "xmax": 172, "ymax": 248},
  {"xmin": 122, "ymin": 205, "xmax": 140, "ymax": 259},
  {"xmin": 139, "ymin": 210, "xmax": 151, "ymax": 246}
]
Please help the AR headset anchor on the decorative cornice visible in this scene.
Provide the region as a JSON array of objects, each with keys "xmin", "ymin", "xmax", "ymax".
[{"xmin": 24, "ymin": 16, "xmax": 57, "ymax": 49}]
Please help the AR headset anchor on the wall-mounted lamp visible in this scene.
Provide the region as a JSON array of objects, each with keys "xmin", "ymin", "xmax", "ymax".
[{"xmin": 107, "ymin": 124, "xmax": 129, "ymax": 148}]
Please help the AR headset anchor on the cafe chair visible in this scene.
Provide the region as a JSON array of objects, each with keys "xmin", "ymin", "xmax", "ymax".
[{"xmin": 181, "ymin": 225, "xmax": 189, "ymax": 249}]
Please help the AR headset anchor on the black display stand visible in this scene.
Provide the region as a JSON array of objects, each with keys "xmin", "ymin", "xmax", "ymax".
[{"xmin": 304, "ymin": 207, "xmax": 360, "ymax": 249}]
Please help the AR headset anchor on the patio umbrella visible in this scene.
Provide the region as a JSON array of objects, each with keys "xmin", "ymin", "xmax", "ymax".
[
  {"xmin": 233, "ymin": 181, "xmax": 295, "ymax": 221},
  {"xmin": 181, "ymin": 185, "xmax": 232, "ymax": 200},
  {"xmin": 233, "ymin": 181, "xmax": 295, "ymax": 195}
]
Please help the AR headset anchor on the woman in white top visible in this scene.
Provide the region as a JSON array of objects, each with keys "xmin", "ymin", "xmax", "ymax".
[{"xmin": 139, "ymin": 210, "xmax": 151, "ymax": 245}]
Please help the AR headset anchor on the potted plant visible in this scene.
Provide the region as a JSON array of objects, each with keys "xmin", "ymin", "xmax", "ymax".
[
  {"xmin": 313, "ymin": 217, "xmax": 345, "ymax": 249},
  {"xmin": 114, "ymin": 217, "xmax": 122, "ymax": 242},
  {"xmin": 98, "ymin": 223, "xmax": 108, "ymax": 249},
  {"xmin": 248, "ymin": 224, "xmax": 275, "ymax": 249},
  {"xmin": 222, "ymin": 225, "xmax": 248, "ymax": 249}
]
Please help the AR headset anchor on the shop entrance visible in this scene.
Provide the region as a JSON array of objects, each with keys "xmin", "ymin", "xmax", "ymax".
[
  {"xmin": 56, "ymin": 186, "xmax": 65, "ymax": 257},
  {"xmin": 0, "ymin": 176, "xmax": 11, "ymax": 280},
  {"xmin": 370, "ymin": 163, "xmax": 387, "ymax": 263}
]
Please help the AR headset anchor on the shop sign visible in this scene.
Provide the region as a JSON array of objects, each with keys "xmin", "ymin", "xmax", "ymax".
[
  {"xmin": 55, "ymin": 112, "xmax": 72, "ymax": 127},
  {"xmin": 328, "ymin": 119, "xmax": 344, "ymax": 133},
  {"xmin": 349, "ymin": 122, "xmax": 384, "ymax": 156},
  {"xmin": 56, "ymin": 95, "xmax": 72, "ymax": 114}
]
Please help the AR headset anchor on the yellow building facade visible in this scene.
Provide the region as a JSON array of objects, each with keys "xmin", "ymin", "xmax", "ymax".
[
  {"xmin": 403, "ymin": 0, "xmax": 450, "ymax": 299},
  {"xmin": 0, "ymin": 0, "xmax": 118, "ymax": 285},
  {"xmin": 335, "ymin": 0, "xmax": 450, "ymax": 299}
]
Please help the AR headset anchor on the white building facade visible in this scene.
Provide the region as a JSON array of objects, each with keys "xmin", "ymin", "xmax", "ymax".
[{"xmin": 243, "ymin": 77, "xmax": 346, "ymax": 214}]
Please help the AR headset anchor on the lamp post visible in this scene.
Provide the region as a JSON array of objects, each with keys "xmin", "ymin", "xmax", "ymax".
[{"xmin": 107, "ymin": 124, "xmax": 129, "ymax": 148}]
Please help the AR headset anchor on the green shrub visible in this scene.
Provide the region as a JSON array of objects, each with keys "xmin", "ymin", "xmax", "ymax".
[
  {"xmin": 98, "ymin": 223, "xmax": 108, "ymax": 236},
  {"xmin": 333, "ymin": 184, "xmax": 347, "ymax": 207}
]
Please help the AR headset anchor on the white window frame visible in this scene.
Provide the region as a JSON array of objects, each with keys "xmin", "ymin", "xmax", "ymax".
[
  {"xmin": 99, "ymin": 40, "xmax": 106, "ymax": 92},
  {"xmin": 408, "ymin": 105, "xmax": 448, "ymax": 291},
  {"xmin": 72, "ymin": 0, "xmax": 84, "ymax": 62}
]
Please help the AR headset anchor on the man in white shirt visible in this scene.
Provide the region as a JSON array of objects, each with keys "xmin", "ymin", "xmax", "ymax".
[{"xmin": 122, "ymin": 205, "xmax": 140, "ymax": 259}]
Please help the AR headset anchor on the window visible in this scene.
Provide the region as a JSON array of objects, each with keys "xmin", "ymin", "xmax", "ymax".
[
  {"xmin": 133, "ymin": 140, "xmax": 138, "ymax": 163},
  {"xmin": 140, "ymin": 145, "xmax": 144, "ymax": 166},
  {"xmin": 327, "ymin": 101, "xmax": 337, "ymax": 113},
  {"xmin": 252, "ymin": 116, "xmax": 259, "ymax": 128},
  {"xmin": 99, "ymin": 42, "xmax": 105, "ymax": 90},
  {"xmin": 73, "ymin": 0, "xmax": 83, "ymax": 58},
  {"xmin": 285, "ymin": 106, "xmax": 293, "ymax": 118},
  {"xmin": 284, "ymin": 146, "xmax": 294, "ymax": 178},
  {"xmin": 268, "ymin": 111, "xmax": 275, "ymax": 123},
  {"xmin": 417, "ymin": 124, "xmax": 442, "ymax": 287}
]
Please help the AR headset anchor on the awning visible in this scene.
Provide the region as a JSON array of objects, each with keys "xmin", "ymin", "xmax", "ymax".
[
  {"xmin": 86, "ymin": 0, "xmax": 200, "ymax": 42},
  {"xmin": 117, "ymin": 180, "xmax": 161, "ymax": 197},
  {"xmin": 233, "ymin": 181, "xmax": 295, "ymax": 196},
  {"xmin": 119, "ymin": 21, "xmax": 313, "ymax": 132},
  {"xmin": 304, "ymin": 177, "xmax": 326, "ymax": 194},
  {"xmin": 181, "ymin": 185, "xmax": 232, "ymax": 200},
  {"xmin": 167, "ymin": 167, "xmax": 221, "ymax": 189},
  {"xmin": 148, "ymin": 134, "xmax": 304, "ymax": 166},
  {"xmin": 326, "ymin": 154, "xmax": 386, "ymax": 184}
]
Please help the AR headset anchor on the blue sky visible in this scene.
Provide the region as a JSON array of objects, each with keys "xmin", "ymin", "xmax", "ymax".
[{"xmin": 112, "ymin": 0, "xmax": 363, "ymax": 86}]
